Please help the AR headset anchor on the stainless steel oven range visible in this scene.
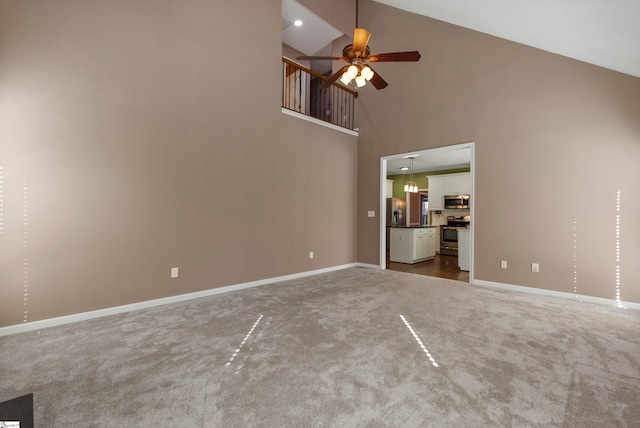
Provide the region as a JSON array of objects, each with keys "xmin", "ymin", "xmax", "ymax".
[{"xmin": 440, "ymin": 215, "xmax": 470, "ymax": 256}]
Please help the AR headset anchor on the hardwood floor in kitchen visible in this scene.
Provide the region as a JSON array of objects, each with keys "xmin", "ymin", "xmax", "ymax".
[{"xmin": 386, "ymin": 253, "xmax": 469, "ymax": 282}]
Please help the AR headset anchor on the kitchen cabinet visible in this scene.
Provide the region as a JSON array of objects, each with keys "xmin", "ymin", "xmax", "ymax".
[
  {"xmin": 457, "ymin": 174, "xmax": 470, "ymax": 194},
  {"xmin": 445, "ymin": 173, "xmax": 470, "ymax": 195},
  {"xmin": 426, "ymin": 176, "xmax": 445, "ymax": 210},
  {"xmin": 427, "ymin": 173, "xmax": 470, "ymax": 211},
  {"xmin": 386, "ymin": 179, "xmax": 394, "ymax": 198},
  {"xmin": 415, "ymin": 229, "xmax": 437, "ymax": 261},
  {"xmin": 389, "ymin": 227, "xmax": 436, "ymax": 264}
]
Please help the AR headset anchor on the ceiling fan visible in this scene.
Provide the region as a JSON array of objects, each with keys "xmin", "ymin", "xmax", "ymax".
[{"xmin": 296, "ymin": 0, "xmax": 420, "ymax": 90}]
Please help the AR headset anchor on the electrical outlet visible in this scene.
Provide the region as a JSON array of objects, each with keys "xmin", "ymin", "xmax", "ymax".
[
  {"xmin": 309, "ymin": 251, "xmax": 314, "ymax": 259},
  {"xmin": 367, "ymin": 210, "xmax": 375, "ymax": 218},
  {"xmin": 501, "ymin": 260, "xmax": 507, "ymax": 269},
  {"xmin": 171, "ymin": 267, "xmax": 179, "ymax": 278},
  {"xmin": 531, "ymin": 263, "xmax": 539, "ymax": 273}
]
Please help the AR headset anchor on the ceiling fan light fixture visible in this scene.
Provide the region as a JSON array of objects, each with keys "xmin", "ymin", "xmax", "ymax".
[
  {"xmin": 355, "ymin": 74, "xmax": 367, "ymax": 87},
  {"xmin": 340, "ymin": 73, "xmax": 352, "ymax": 86},
  {"xmin": 346, "ymin": 65, "xmax": 359, "ymax": 79},
  {"xmin": 362, "ymin": 66, "xmax": 374, "ymax": 80}
]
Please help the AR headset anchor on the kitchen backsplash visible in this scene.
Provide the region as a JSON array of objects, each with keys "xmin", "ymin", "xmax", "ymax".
[{"xmin": 430, "ymin": 209, "xmax": 471, "ymax": 226}]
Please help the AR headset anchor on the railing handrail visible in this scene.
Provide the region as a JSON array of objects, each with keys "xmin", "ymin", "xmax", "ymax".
[{"xmin": 282, "ymin": 57, "xmax": 359, "ymax": 98}]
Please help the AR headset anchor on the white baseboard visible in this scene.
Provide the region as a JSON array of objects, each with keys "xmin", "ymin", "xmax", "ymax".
[
  {"xmin": 472, "ymin": 279, "xmax": 640, "ymax": 311},
  {"xmin": 354, "ymin": 262, "xmax": 380, "ymax": 269},
  {"xmin": 6, "ymin": 266, "xmax": 634, "ymax": 337},
  {"xmin": 0, "ymin": 263, "xmax": 358, "ymax": 337}
]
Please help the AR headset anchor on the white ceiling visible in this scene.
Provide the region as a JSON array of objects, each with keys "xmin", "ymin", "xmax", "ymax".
[
  {"xmin": 386, "ymin": 147, "xmax": 471, "ymax": 175},
  {"xmin": 282, "ymin": 0, "xmax": 342, "ymax": 57},
  {"xmin": 374, "ymin": 0, "xmax": 640, "ymax": 78}
]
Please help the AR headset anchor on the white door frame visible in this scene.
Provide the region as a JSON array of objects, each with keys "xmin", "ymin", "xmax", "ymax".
[{"xmin": 379, "ymin": 142, "xmax": 475, "ymax": 282}]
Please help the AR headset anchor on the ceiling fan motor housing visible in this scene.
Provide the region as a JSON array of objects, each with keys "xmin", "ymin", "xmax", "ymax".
[{"xmin": 342, "ymin": 44, "xmax": 371, "ymax": 60}]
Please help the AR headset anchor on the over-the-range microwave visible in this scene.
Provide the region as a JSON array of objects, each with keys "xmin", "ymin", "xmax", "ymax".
[{"xmin": 444, "ymin": 194, "xmax": 470, "ymax": 209}]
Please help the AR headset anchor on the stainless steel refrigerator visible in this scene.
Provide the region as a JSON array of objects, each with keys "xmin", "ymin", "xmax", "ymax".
[
  {"xmin": 386, "ymin": 198, "xmax": 406, "ymax": 252},
  {"xmin": 386, "ymin": 198, "xmax": 406, "ymax": 227}
]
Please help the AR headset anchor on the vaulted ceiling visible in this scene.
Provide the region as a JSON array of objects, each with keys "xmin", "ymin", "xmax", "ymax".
[
  {"xmin": 282, "ymin": 0, "xmax": 639, "ymax": 173},
  {"xmin": 283, "ymin": 0, "xmax": 640, "ymax": 78}
]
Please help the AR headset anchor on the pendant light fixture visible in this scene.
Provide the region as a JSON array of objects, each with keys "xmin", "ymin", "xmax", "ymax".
[{"xmin": 403, "ymin": 157, "xmax": 418, "ymax": 193}]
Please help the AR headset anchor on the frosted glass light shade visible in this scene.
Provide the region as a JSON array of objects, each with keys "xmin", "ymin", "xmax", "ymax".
[
  {"xmin": 362, "ymin": 66, "xmax": 374, "ymax": 80},
  {"xmin": 346, "ymin": 65, "xmax": 358, "ymax": 79}
]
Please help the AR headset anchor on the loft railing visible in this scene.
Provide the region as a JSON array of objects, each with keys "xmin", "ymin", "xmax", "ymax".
[{"xmin": 282, "ymin": 57, "xmax": 358, "ymax": 131}]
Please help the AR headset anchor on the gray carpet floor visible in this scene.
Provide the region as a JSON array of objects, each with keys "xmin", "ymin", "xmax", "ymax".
[{"xmin": 1, "ymin": 267, "xmax": 639, "ymax": 427}]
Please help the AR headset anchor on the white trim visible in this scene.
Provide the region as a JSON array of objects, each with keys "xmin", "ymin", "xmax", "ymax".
[
  {"xmin": 281, "ymin": 108, "xmax": 359, "ymax": 136},
  {"xmin": 473, "ymin": 279, "xmax": 640, "ymax": 311},
  {"xmin": 379, "ymin": 159, "xmax": 388, "ymax": 268},
  {"xmin": 468, "ymin": 144, "xmax": 475, "ymax": 282},
  {"xmin": 0, "ymin": 263, "xmax": 358, "ymax": 337}
]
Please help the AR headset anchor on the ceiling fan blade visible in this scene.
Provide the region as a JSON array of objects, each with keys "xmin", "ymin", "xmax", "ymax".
[
  {"xmin": 368, "ymin": 51, "xmax": 421, "ymax": 62},
  {"xmin": 296, "ymin": 56, "xmax": 348, "ymax": 62},
  {"xmin": 352, "ymin": 28, "xmax": 371, "ymax": 56},
  {"xmin": 320, "ymin": 65, "xmax": 349, "ymax": 90},
  {"xmin": 367, "ymin": 67, "xmax": 388, "ymax": 90}
]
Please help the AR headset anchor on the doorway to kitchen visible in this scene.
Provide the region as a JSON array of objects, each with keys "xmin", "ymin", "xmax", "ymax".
[{"xmin": 380, "ymin": 142, "xmax": 475, "ymax": 283}]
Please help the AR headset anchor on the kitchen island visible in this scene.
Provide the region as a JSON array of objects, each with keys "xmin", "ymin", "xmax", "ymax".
[{"xmin": 389, "ymin": 226, "xmax": 437, "ymax": 264}]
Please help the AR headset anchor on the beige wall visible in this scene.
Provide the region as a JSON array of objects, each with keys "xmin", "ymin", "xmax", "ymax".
[
  {"xmin": 356, "ymin": 1, "xmax": 640, "ymax": 302},
  {"xmin": 1, "ymin": 0, "xmax": 638, "ymax": 329},
  {"xmin": 0, "ymin": 0, "xmax": 358, "ymax": 327}
]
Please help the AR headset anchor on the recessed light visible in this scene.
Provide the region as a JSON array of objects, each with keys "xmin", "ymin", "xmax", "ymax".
[
  {"xmin": 294, "ymin": 20, "xmax": 303, "ymax": 27},
  {"xmin": 400, "ymin": 167, "xmax": 409, "ymax": 171}
]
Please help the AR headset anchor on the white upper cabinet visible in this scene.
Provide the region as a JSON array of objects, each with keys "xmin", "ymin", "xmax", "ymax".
[
  {"xmin": 445, "ymin": 175, "xmax": 459, "ymax": 195},
  {"xmin": 445, "ymin": 173, "xmax": 470, "ymax": 195},
  {"xmin": 457, "ymin": 174, "xmax": 470, "ymax": 194},
  {"xmin": 427, "ymin": 176, "xmax": 445, "ymax": 210},
  {"xmin": 428, "ymin": 172, "xmax": 470, "ymax": 210}
]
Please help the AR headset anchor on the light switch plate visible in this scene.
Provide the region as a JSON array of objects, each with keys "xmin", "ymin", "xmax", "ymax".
[
  {"xmin": 367, "ymin": 211, "xmax": 375, "ymax": 217},
  {"xmin": 171, "ymin": 267, "xmax": 179, "ymax": 278}
]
